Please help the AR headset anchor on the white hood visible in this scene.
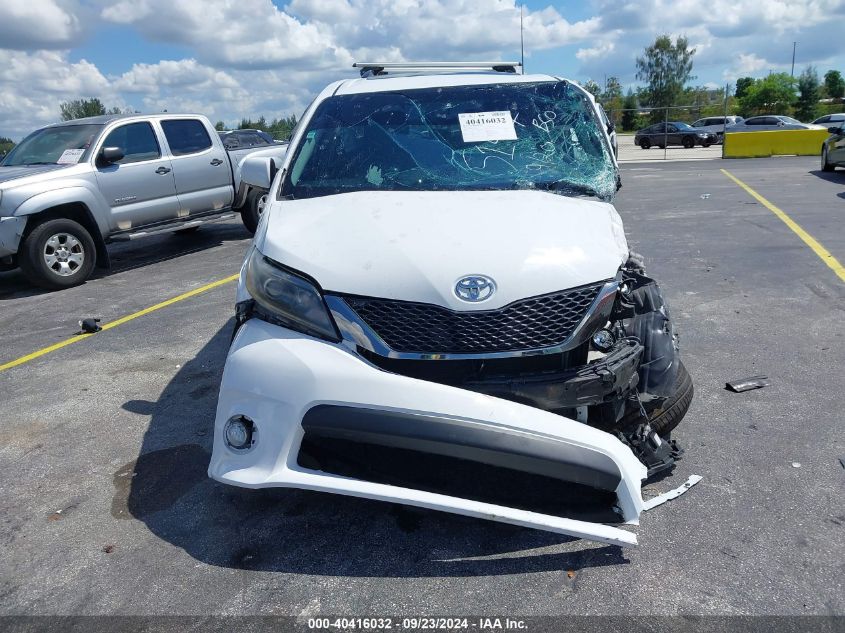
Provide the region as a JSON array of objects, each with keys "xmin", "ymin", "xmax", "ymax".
[{"xmin": 258, "ymin": 190, "xmax": 628, "ymax": 311}]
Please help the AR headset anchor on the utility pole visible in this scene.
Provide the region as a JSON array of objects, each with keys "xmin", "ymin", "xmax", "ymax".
[
  {"xmin": 520, "ymin": 5, "xmax": 525, "ymax": 73},
  {"xmin": 791, "ymin": 42, "xmax": 797, "ymax": 78}
]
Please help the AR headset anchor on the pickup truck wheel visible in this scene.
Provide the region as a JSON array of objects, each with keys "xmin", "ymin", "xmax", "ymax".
[
  {"xmin": 242, "ymin": 189, "xmax": 268, "ymax": 234},
  {"xmin": 19, "ymin": 218, "xmax": 96, "ymax": 289}
]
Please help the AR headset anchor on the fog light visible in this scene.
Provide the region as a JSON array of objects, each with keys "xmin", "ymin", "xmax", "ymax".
[
  {"xmin": 591, "ymin": 329, "xmax": 615, "ymax": 352},
  {"xmin": 224, "ymin": 415, "xmax": 255, "ymax": 451}
]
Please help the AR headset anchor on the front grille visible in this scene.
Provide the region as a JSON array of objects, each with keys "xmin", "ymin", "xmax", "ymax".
[{"xmin": 342, "ymin": 282, "xmax": 605, "ymax": 354}]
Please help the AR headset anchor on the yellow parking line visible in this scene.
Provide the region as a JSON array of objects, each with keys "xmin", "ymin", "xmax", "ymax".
[
  {"xmin": 721, "ymin": 168, "xmax": 845, "ymax": 284},
  {"xmin": 0, "ymin": 273, "xmax": 239, "ymax": 373}
]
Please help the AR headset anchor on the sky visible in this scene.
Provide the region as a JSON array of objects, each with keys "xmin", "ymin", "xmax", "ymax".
[{"xmin": 1, "ymin": 0, "xmax": 844, "ymax": 140}]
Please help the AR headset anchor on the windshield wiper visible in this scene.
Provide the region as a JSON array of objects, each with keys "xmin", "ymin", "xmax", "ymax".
[{"xmin": 534, "ymin": 180, "xmax": 600, "ymax": 198}]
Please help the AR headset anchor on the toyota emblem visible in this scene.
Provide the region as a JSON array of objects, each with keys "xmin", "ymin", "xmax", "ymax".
[{"xmin": 455, "ymin": 275, "xmax": 496, "ymax": 302}]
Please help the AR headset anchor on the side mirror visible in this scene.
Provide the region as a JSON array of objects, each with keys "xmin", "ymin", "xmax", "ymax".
[
  {"xmin": 99, "ymin": 146, "xmax": 124, "ymax": 164},
  {"xmin": 240, "ymin": 156, "xmax": 276, "ymax": 190},
  {"xmin": 606, "ymin": 121, "xmax": 615, "ymax": 133},
  {"xmin": 828, "ymin": 126, "xmax": 843, "ymax": 134}
]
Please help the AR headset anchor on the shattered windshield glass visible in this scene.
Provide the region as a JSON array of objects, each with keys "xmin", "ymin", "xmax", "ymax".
[{"xmin": 282, "ymin": 81, "xmax": 617, "ymax": 201}]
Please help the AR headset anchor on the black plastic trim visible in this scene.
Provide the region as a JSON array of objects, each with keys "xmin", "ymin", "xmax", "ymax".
[{"xmin": 301, "ymin": 405, "xmax": 622, "ymax": 491}]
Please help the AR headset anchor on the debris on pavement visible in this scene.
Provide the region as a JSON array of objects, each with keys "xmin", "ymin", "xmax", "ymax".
[
  {"xmin": 78, "ymin": 318, "xmax": 102, "ymax": 334},
  {"xmin": 792, "ymin": 462, "xmax": 801, "ymax": 468},
  {"xmin": 726, "ymin": 375, "xmax": 770, "ymax": 393},
  {"xmin": 642, "ymin": 475, "xmax": 703, "ymax": 511}
]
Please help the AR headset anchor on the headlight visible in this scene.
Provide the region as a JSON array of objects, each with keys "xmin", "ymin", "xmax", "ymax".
[{"xmin": 245, "ymin": 248, "xmax": 340, "ymax": 341}]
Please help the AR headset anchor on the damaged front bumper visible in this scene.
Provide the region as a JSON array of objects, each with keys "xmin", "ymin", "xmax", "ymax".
[{"xmin": 209, "ymin": 319, "xmax": 655, "ymax": 547}]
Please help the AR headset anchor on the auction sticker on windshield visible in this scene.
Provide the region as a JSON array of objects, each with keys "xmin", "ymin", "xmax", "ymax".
[
  {"xmin": 458, "ymin": 111, "xmax": 517, "ymax": 143},
  {"xmin": 57, "ymin": 149, "xmax": 85, "ymax": 164}
]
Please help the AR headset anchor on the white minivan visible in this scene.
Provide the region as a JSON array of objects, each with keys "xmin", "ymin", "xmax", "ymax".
[
  {"xmin": 211, "ymin": 62, "xmax": 697, "ymax": 547},
  {"xmin": 691, "ymin": 115, "xmax": 744, "ymax": 142}
]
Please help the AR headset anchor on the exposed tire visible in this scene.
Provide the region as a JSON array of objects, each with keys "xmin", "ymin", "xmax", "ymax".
[
  {"xmin": 647, "ymin": 361, "xmax": 694, "ymax": 436},
  {"xmin": 821, "ymin": 145, "xmax": 835, "ymax": 172},
  {"xmin": 640, "ymin": 139, "xmax": 651, "ymax": 149},
  {"xmin": 241, "ymin": 189, "xmax": 268, "ymax": 235},
  {"xmin": 682, "ymin": 136, "xmax": 695, "ymax": 149},
  {"xmin": 618, "ymin": 360, "xmax": 694, "ymax": 437},
  {"xmin": 19, "ymin": 218, "xmax": 96, "ymax": 289}
]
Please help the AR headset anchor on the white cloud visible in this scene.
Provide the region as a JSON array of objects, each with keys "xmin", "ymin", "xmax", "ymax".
[
  {"xmin": 0, "ymin": 0, "xmax": 85, "ymax": 49},
  {"xmin": 101, "ymin": 0, "xmax": 346, "ymax": 70},
  {"xmin": 0, "ymin": 49, "xmax": 116, "ymax": 138},
  {"xmin": 576, "ymin": 41, "xmax": 615, "ymax": 61},
  {"xmin": 722, "ymin": 53, "xmax": 769, "ymax": 81}
]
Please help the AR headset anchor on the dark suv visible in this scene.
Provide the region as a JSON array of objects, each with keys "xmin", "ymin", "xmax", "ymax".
[{"xmin": 635, "ymin": 122, "xmax": 718, "ymax": 149}]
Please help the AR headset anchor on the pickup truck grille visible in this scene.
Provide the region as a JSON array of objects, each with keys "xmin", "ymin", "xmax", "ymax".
[{"xmin": 343, "ymin": 283, "xmax": 604, "ymax": 354}]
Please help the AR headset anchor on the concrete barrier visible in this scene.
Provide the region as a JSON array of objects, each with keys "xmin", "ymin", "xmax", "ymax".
[{"xmin": 723, "ymin": 129, "xmax": 829, "ymax": 158}]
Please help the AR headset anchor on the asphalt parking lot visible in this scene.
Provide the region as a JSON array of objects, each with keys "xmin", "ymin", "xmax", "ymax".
[{"xmin": 1, "ymin": 157, "xmax": 843, "ymax": 618}]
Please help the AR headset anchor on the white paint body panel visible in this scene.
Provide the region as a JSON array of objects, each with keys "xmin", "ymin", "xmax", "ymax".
[
  {"xmin": 258, "ymin": 190, "xmax": 628, "ymax": 310},
  {"xmin": 209, "ymin": 319, "xmax": 648, "ymax": 547}
]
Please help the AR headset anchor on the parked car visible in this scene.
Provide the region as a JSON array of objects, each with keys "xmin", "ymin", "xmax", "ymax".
[
  {"xmin": 0, "ymin": 114, "xmax": 286, "ymax": 288},
  {"xmin": 634, "ymin": 122, "xmax": 718, "ymax": 149},
  {"xmin": 210, "ymin": 62, "xmax": 695, "ymax": 547},
  {"xmin": 218, "ymin": 129, "xmax": 285, "ymax": 150},
  {"xmin": 812, "ymin": 113, "xmax": 845, "ymax": 128},
  {"xmin": 691, "ymin": 115, "xmax": 744, "ymax": 142},
  {"xmin": 726, "ymin": 115, "xmax": 825, "ymax": 132},
  {"xmin": 821, "ymin": 121, "xmax": 845, "ymax": 172}
]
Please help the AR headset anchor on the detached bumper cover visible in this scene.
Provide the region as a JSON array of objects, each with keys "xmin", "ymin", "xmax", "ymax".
[{"xmin": 209, "ymin": 319, "xmax": 649, "ymax": 546}]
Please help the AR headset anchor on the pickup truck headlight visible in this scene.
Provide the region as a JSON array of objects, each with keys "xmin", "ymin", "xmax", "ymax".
[{"xmin": 245, "ymin": 249, "xmax": 340, "ymax": 341}]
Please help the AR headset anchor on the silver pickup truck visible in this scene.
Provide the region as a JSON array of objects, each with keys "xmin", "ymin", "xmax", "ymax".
[{"xmin": 0, "ymin": 113, "xmax": 286, "ymax": 289}]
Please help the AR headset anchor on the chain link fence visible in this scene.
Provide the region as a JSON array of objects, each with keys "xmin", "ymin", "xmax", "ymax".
[{"xmin": 608, "ymin": 103, "xmax": 730, "ymax": 162}]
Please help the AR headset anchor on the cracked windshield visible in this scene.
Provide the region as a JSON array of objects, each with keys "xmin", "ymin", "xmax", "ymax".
[{"xmin": 283, "ymin": 81, "xmax": 618, "ymax": 201}]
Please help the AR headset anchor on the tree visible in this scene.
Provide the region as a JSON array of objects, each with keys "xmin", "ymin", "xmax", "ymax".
[
  {"xmin": 635, "ymin": 35, "xmax": 696, "ymax": 108},
  {"xmin": 60, "ymin": 98, "xmax": 106, "ymax": 121},
  {"xmin": 602, "ymin": 76, "xmax": 623, "ymax": 102},
  {"xmin": 214, "ymin": 121, "xmax": 225, "ymax": 131},
  {"xmin": 582, "ymin": 79, "xmax": 602, "ymax": 98},
  {"xmin": 620, "ymin": 90, "xmax": 638, "ymax": 132},
  {"xmin": 735, "ymin": 77, "xmax": 754, "ymax": 100},
  {"xmin": 824, "ymin": 70, "xmax": 844, "ymax": 100},
  {"xmin": 738, "ymin": 73, "xmax": 796, "ymax": 116},
  {"xmin": 795, "ymin": 66, "xmax": 821, "ymax": 122},
  {"xmin": 0, "ymin": 136, "xmax": 14, "ymax": 156}
]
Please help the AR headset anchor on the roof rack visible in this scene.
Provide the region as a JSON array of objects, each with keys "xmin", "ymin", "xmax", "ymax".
[{"xmin": 352, "ymin": 61, "xmax": 523, "ymax": 78}]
